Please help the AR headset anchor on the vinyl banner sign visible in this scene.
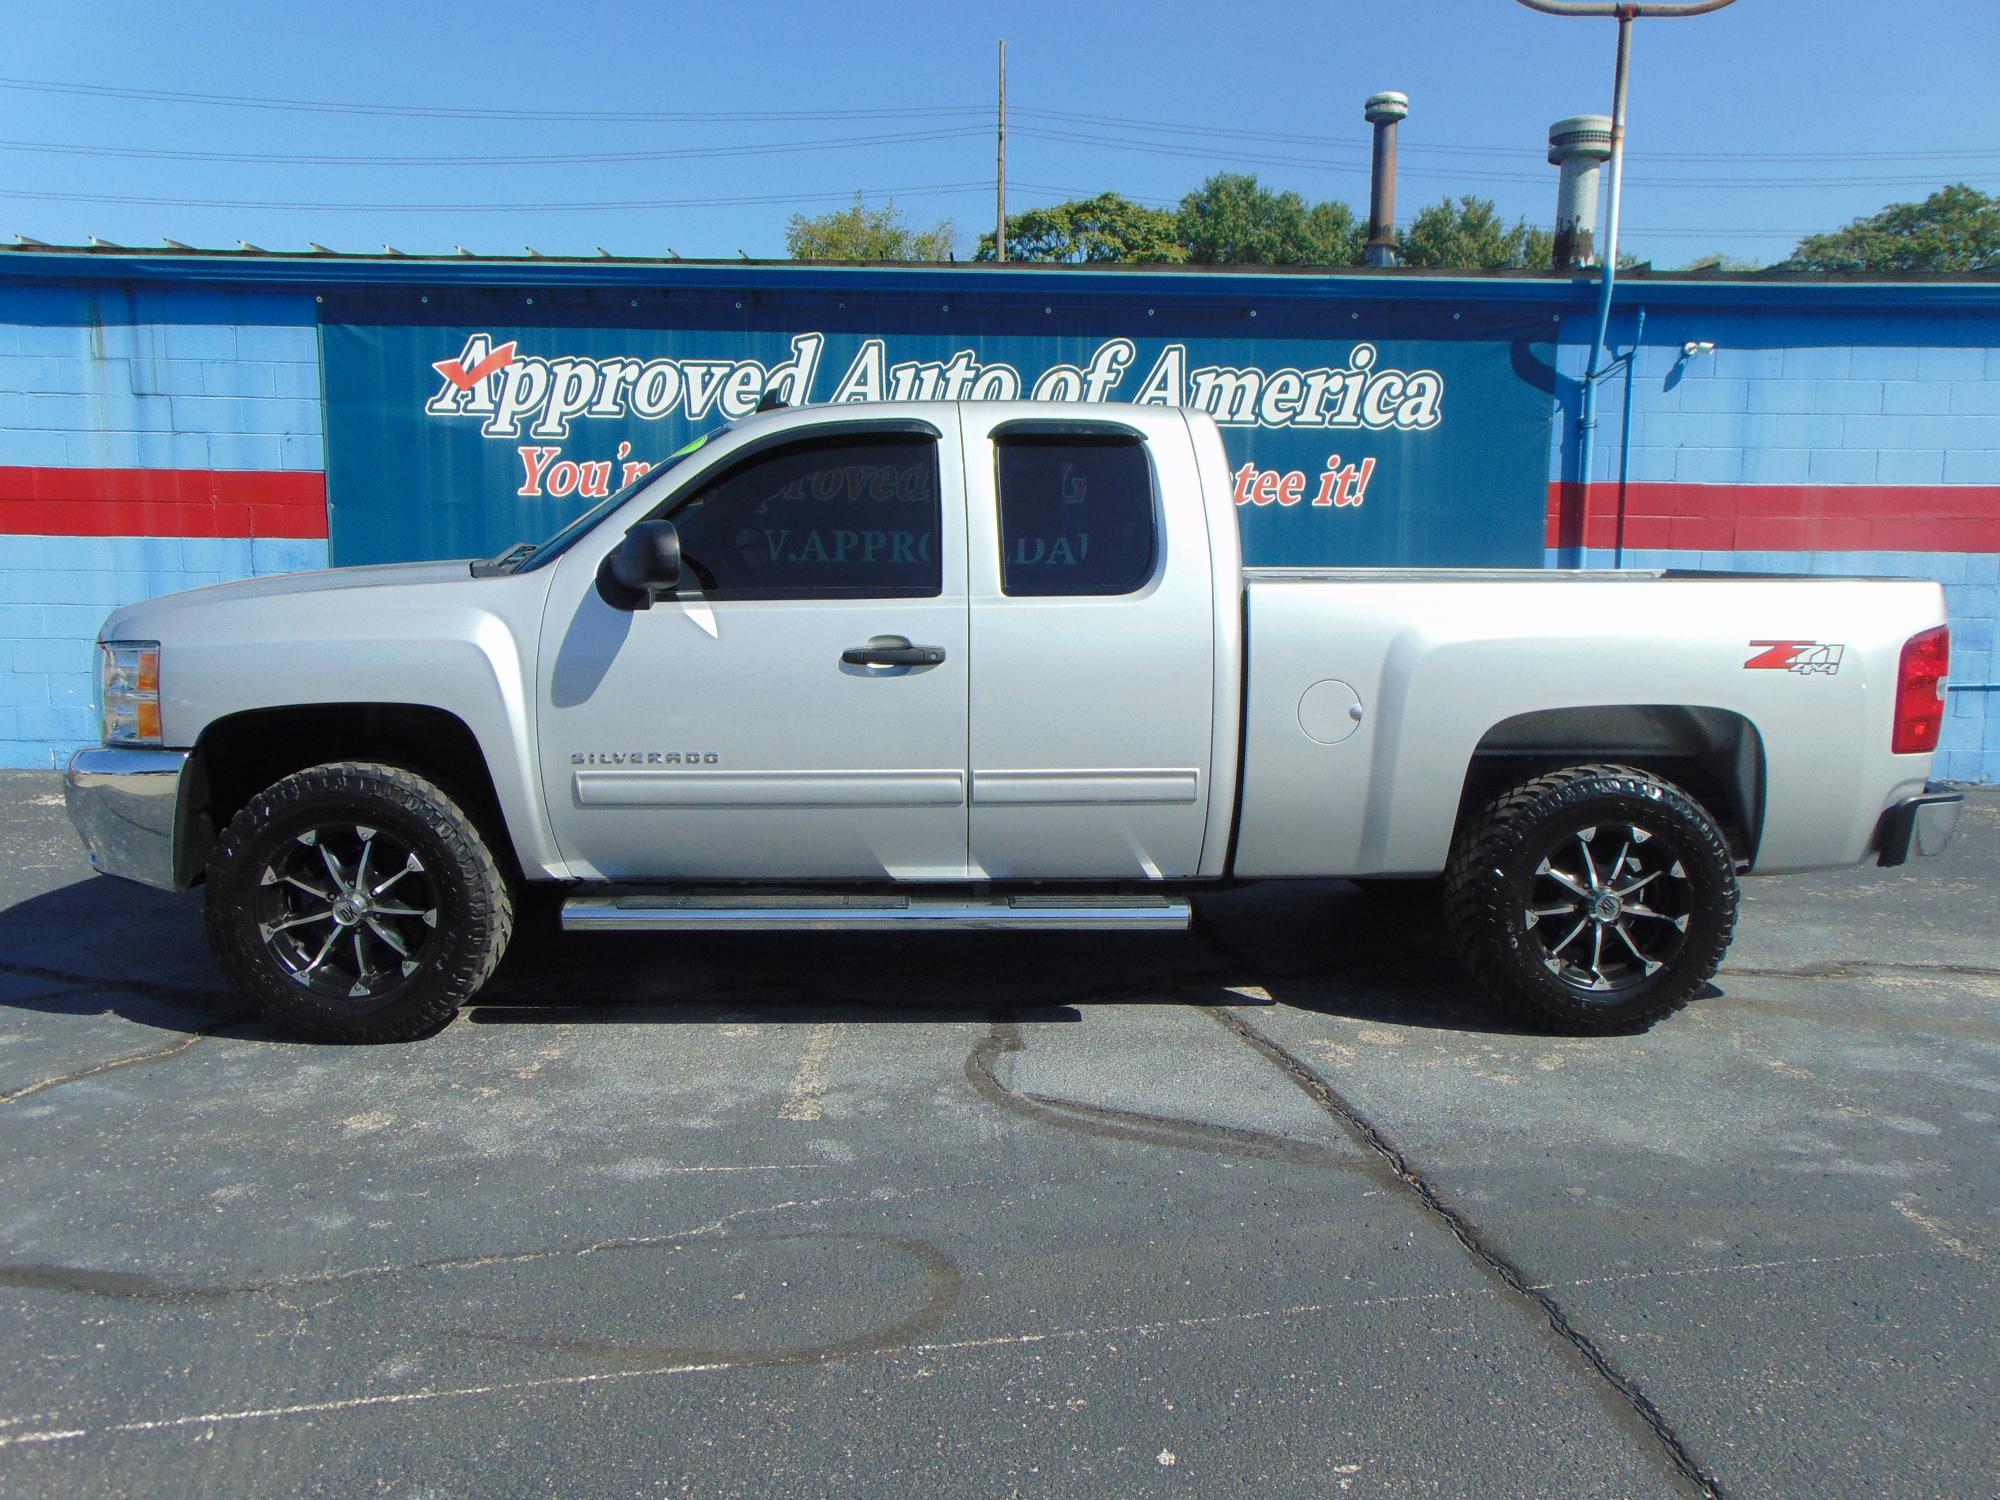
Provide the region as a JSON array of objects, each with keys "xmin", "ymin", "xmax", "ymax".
[{"xmin": 321, "ymin": 294, "xmax": 1554, "ymax": 568}]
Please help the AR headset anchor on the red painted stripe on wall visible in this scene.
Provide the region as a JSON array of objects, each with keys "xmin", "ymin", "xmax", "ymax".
[
  {"xmin": 0, "ymin": 465, "xmax": 327, "ymax": 539},
  {"xmin": 1546, "ymin": 482, "xmax": 2000, "ymax": 553}
]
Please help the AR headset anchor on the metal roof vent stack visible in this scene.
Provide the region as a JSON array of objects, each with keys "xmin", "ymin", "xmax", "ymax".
[
  {"xmin": 1362, "ymin": 91, "xmax": 1408, "ymax": 267},
  {"xmin": 1548, "ymin": 114, "xmax": 1613, "ymax": 268}
]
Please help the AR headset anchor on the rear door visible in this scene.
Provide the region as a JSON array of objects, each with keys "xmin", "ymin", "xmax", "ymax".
[{"xmin": 959, "ymin": 407, "xmax": 1217, "ymax": 880}]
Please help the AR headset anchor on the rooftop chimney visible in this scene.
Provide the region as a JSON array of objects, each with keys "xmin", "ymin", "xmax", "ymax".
[
  {"xmin": 1363, "ymin": 91, "xmax": 1408, "ymax": 268},
  {"xmin": 1548, "ymin": 114, "xmax": 1613, "ymax": 269}
]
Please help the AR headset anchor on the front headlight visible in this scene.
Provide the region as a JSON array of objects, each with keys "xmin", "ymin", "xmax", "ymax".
[{"xmin": 100, "ymin": 641, "xmax": 162, "ymax": 746}]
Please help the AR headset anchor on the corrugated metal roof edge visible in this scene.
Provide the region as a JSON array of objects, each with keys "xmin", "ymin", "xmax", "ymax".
[{"xmin": 1, "ymin": 246, "xmax": 1997, "ymax": 312}]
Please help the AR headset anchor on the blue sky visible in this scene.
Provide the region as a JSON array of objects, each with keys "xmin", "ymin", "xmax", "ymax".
[{"xmin": 5, "ymin": 0, "xmax": 1996, "ymax": 267}]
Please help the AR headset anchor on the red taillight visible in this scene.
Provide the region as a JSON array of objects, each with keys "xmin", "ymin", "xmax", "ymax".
[{"xmin": 1892, "ymin": 625, "xmax": 1950, "ymax": 754}]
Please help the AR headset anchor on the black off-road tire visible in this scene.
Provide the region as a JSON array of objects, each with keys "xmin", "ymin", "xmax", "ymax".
[
  {"xmin": 1442, "ymin": 763, "xmax": 1738, "ymax": 1034},
  {"xmin": 204, "ymin": 762, "xmax": 513, "ymax": 1042}
]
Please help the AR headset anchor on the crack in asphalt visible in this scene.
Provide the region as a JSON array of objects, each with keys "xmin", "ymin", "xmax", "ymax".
[
  {"xmin": 1720, "ymin": 958, "xmax": 2000, "ymax": 980},
  {"xmin": 0, "ymin": 959, "xmax": 252, "ymax": 1104},
  {"xmin": 0, "ymin": 1024, "xmax": 240, "ymax": 1106},
  {"xmin": 1032, "ymin": 900, "xmax": 1732, "ymax": 1496},
  {"xmin": 0, "ymin": 1176, "xmax": 996, "ymax": 1304},
  {"xmin": 964, "ymin": 996, "xmax": 1726, "ymax": 1497},
  {"xmin": 0, "ymin": 1181, "xmax": 998, "ymax": 1450},
  {"xmin": 1200, "ymin": 1003, "xmax": 1727, "ymax": 1500},
  {"xmin": 0, "ymin": 1244, "xmax": 1935, "ymax": 1455},
  {"xmin": 0, "ymin": 898, "xmax": 1852, "ymax": 1491}
]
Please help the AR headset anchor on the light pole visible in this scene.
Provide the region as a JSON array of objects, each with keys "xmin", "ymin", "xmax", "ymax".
[{"xmin": 1515, "ymin": 0, "xmax": 1739, "ymax": 562}]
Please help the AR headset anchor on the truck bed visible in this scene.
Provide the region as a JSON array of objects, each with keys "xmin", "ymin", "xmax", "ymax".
[{"xmin": 1233, "ymin": 568, "xmax": 1949, "ymax": 879}]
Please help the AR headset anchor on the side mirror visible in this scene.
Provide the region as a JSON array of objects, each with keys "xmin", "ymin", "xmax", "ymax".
[{"xmin": 596, "ymin": 520, "xmax": 682, "ymax": 611}]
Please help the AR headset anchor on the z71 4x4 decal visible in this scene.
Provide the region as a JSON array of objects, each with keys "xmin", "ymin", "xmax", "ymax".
[{"xmin": 1744, "ymin": 640, "xmax": 1846, "ymax": 675}]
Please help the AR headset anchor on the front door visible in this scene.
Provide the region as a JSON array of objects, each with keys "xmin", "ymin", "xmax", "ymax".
[
  {"xmin": 536, "ymin": 414, "xmax": 969, "ymax": 882},
  {"xmin": 960, "ymin": 408, "xmax": 1218, "ymax": 880}
]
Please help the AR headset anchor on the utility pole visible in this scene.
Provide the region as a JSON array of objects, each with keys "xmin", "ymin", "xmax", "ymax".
[{"xmin": 995, "ymin": 40, "xmax": 1008, "ymax": 263}]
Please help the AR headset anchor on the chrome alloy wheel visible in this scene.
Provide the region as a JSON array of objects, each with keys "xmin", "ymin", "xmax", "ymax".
[
  {"xmin": 1522, "ymin": 822, "xmax": 1693, "ymax": 993},
  {"xmin": 253, "ymin": 824, "xmax": 440, "ymax": 1000}
]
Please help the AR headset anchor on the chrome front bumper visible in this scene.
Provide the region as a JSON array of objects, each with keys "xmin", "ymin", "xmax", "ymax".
[
  {"xmin": 64, "ymin": 746, "xmax": 190, "ymax": 892},
  {"xmin": 1875, "ymin": 782, "xmax": 1965, "ymax": 868}
]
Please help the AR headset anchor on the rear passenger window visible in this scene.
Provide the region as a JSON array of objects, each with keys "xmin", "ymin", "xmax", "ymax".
[
  {"xmin": 661, "ymin": 432, "xmax": 941, "ymax": 599},
  {"xmin": 995, "ymin": 433, "xmax": 1157, "ymax": 597}
]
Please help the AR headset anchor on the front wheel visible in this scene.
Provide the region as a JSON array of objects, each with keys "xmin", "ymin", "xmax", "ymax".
[
  {"xmin": 204, "ymin": 762, "xmax": 514, "ymax": 1041},
  {"xmin": 1442, "ymin": 764, "xmax": 1738, "ymax": 1033}
]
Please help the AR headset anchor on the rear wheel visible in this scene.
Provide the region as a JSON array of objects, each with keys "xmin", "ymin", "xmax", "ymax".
[
  {"xmin": 204, "ymin": 762, "xmax": 513, "ymax": 1041},
  {"xmin": 1443, "ymin": 764, "xmax": 1738, "ymax": 1033}
]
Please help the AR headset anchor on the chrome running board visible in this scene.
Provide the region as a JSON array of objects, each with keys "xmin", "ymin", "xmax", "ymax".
[{"xmin": 561, "ymin": 892, "xmax": 1192, "ymax": 932}]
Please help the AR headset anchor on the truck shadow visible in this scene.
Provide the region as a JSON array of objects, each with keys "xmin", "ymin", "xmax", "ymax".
[
  {"xmin": 467, "ymin": 879, "xmax": 1541, "ymax": 1037},
  {"xmin": 0, "ymin": 876, "xmax": 251, "ymax": 1033},
  {"xmin": 0, "ymin": 876, "xmax": 1542, "ymax": 1040}
]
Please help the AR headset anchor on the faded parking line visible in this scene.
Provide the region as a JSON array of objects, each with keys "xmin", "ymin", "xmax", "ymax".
[
  {"xmin": 778, "ymin": 1021, "xmax": 845, "ymax": 1121},
  {"xmin": 1890, "ymin": 1197, "xmax": 1985, "ymax": 1262}
]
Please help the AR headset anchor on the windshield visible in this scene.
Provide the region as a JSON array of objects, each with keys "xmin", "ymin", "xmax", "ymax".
[{"xmin": 511, "ymin": 428, "xmax": 725, "ymax": 572}]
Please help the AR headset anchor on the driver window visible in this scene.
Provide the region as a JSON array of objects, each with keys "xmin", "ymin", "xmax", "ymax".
[{"xmin": 661, "ymin": 432, "xmax": 942, "ymax": 599}]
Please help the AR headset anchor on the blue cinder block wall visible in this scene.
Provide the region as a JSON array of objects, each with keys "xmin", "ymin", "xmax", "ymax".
[
  {"xmin": 0, "ymin": 279, "xmax": 327, "ymax": 768},
  {"xmin": 0, "ymin": 252, "xmax": 1994, "ymax": 784},
  {"xmin": 1546, "ymin": 302, "xmax": 1998, "ymax": 782}
]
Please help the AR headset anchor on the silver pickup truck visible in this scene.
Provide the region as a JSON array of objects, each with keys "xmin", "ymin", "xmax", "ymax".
[{"xmin": 65, "ymin": 401, "xmax": 1963, "ymax": 1041}]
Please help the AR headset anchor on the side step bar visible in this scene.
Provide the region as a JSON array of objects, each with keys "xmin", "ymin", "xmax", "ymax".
[{"xmin": 562, "ymin": 892, "xmax": 1192, "ymax": 933}]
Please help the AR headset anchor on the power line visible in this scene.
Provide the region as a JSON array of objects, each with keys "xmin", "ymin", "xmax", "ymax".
[
  {"xmin": 0, "ymin": 166, "xmax": 1847, "ymax": 246},
  {"xmin": 1016, "ymin": 106, "xmax": 2000, "ymax": 165},
  {"xmin": 1600, "ymin": 174, "xmax": 1996, "ymax": 189},
  {"xmin": 1011, "ymin": 126, "xmax": 1997, "ymax": 191},
  {"xmin": 1618, "ymin": 225, "xmax": 1818, "ymax": 239},
  {"xmin": 3, "ymin": 75, "xmax": 1994, "ymax": 171},
  {"xmin": 0, "ymin": 126, "xmax": 989, "ymax": 168},
  {"xmin": 0, "ymin": 75, "xmax": 990, "ymax": 124},
  {"xmin": 0, "ymin": 181, "xmax": 993, "ymax": 214}
]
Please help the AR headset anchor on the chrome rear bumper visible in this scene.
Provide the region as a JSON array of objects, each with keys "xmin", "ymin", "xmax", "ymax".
[
  {"xmin": 1875, "ymin": 782, "xmax": 1964, "ymax": 868},
  {"xmin": 64, "ymin": 746, "xmax": 190, "ymax": 891}
]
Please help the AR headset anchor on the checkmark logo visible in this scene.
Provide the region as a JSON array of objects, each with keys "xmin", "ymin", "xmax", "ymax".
[{"xmin": 432, "ymin": 340, "xmax": 517, "ymax": 390}]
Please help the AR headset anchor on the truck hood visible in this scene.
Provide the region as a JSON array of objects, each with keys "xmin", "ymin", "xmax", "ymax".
[{"xmin": 99, "ymin": 559, "xmax": 480, "ymax": 639}]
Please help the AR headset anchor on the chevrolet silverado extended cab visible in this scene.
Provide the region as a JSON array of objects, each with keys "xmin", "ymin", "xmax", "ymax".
[{"xmin": 66, "ymin": 401, "xmax": 1963, "ymax": 1040}]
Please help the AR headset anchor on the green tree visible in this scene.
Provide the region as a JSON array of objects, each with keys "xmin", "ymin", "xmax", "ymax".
[
  {"xmin": 974, "ymin": 192, "xmax": 1185, "ymax": 263},
  {"xmin": 1517, "ymin": 224, "xmax": 1556, "ymax": 271},
  {"xmin": 1400, "ymin": 195, "xmax": 1551, "ymax": 270},
  {"xmin": 1175, "ymin": 173, "xmax": 1363, "ymax": 265},
  {"xmin": 1301, "ymin": 200, "xmax": 1366, "ymax": 265},
  {"xmin": 786, "ymin": 195, "xmax": 956, "ymax": 261},
  {"xmin": 1781, "ymin": 184, "xmax": 2000, "ymax": 272}
]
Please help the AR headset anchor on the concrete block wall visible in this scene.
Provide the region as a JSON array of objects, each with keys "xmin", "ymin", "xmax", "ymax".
[
  {"xmin": 1548, "ymin": 306, "xmax": 2000, "ymax": 783},
  {"xmin": 0, "ymin": 282, "xmax": 328, "ymax": 767},
  {"xmin": 0, "ymin": 264, "xmax": 1994, "ymax": 786}
]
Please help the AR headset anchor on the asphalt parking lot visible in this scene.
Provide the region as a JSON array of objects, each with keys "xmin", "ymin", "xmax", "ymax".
[{"xmin": 0, "ymin": 771, "xmax": 1993, "ymax": 1499}]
